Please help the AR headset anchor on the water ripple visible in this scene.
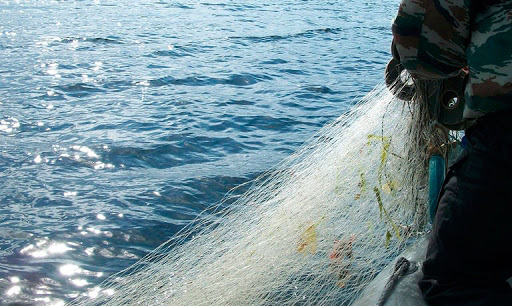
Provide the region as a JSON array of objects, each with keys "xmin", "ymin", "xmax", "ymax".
[
  {"xmin": 53, "ymin": 83, "xmax": 105, "ymax": 98},
  {"xmin": 229, "ymin": 27, "xmax": 344, "ymax": 43},
  {"xmin": 46, "ymin": 36, "xmax": 124, "ymax": 47},
  {"xmin": 103, "ymin": 136, "xmax": 250, "ymax": 169},
  {"xmin": 149, "ymin": 73, "xmax": 272, "ymax": 87}
]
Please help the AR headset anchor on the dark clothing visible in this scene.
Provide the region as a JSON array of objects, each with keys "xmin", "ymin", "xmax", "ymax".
[
  {"xmin": 419, "ymin": 111, "xmax": 512, "ymax": 305},
  {"xmin": 392, "ymin": 1, "xmax": 512, "ymax": 304}
]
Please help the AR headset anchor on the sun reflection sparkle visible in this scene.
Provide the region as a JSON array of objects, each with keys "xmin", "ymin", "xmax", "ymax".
[
  {"xmin": 64, "ymin": 191, "xmax": 77, "ymax": 197},
  {"xmin": 48, "ymin": 242, "xmax": 74, "ymax": 254},
  {"xmin": 88, "ymin": 287, "xmax": 101, "ymax": 298},
  {"xmin": 0, "ymin": 117, "xmax": 20, "ymax": 133},
  {"xmin": 87, "ymin": 227, "xmax": 101, "ymax": 235},
  {"xmin": 6, "ymin": 285, "xmax": 21, "ymax": 296},
  {"xmin": 24, "ymin": 241, "xmax": 74, "ymax": 258},
  {"xmin": 59, "ymin": 264, "xmax": 82, "ymax": 276},
  {"xmin": 46, "ymin": 63, "xmax": 58, "ymax": 75},
  {"xmin": 85, "ymin": 247, "xmax": 95, "ymax": 256},
  {"xmin": 92, "ymin": 61, "xmax": 102, "ymax": 71},
  {"xmin": 72, "ymin": 145, "xmax": 99, "ymax": 158},
  {"xmin": 71, "ymin": 279, "xmax": 89, "ymax": 287},
  {"xmin": 33, "ymin": 155, "xmax": 42, "ymax": 163},
  {"xmin": 34, "ymin": 297, "xmax": 51, "ymax": 303}
]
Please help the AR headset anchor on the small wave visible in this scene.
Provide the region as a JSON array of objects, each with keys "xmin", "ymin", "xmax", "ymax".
[
  {"xmin": 172, "ymin": 3, "xmax": 195, "ymax": 9},
  {"xmin": 34, "ymin": 92, "xmax": 67, "ymax": 101},
  {"xmin": 149, "ymin": 73, "xmax": 272, "ymax": 87},
  {"xmin": 224, "ymin": 4, "xmax": 266, "ymax": 11},
  {"xmin": 261, "ymin": 58, "xmax": 288, "ymax": 65},
  {"xmin": 200, "ymin": 2, "xmax": 227, "ymax": 7},
  {"xmin": 146, "ymin": 64, "xmax": 171, "ymax": 69},
  {"xmin": 101, "ymin": 80, "xmax": 133, "ymax": 92},
  {"xmin": 294, "ymin": 93, "xmax": 327, "ymax": 101},
  {"xmin": 72, "ymin": 36, "xmax": 123, "ymax": 44},
  {"xmin": 148, "ymin": 45, "xmax": 214, "ymax": 58},
  {"xmin": 33, "ymin": 196, "xmax": 74, "ymax": 208},
  {"xmin": 219, "ymin": 99, "xmax": 256, "ymax": 106},
  {"xmin": 150, "ymin": 49, "xmax": 193, "ymax": 58},
  {"xmin": 229, "ymin": 27, "xmax": 343, "ymax": 43},
  {"xmin": 304, "ymin": 85, "xmax": 335, "ymax": 94},
  {"xmin": 46, "ymin": 36, "xmax": 123, "ymax": 47},
  {"xmin": 104, "ymin": 135, "xmax": 250, "ymax": 169},
  {"xmin": 279, "ymin": 69, "xmax": 307, "ymax": 75},
  {"xmin": 53, "ymin": 83, "xmax": 105, "ymax": 98},
  {"xmin": 0, "ymin": 229, "xmax": 33, "ymax": 240},
  {"xmin": 224, "ymin": 115, "xmax": 308, "ymax": 133}
]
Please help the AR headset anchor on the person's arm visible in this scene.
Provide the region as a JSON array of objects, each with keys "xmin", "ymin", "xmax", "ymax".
[{"xmin": 392, "ymin": 0, "xmax": 471, "ymax": 80}]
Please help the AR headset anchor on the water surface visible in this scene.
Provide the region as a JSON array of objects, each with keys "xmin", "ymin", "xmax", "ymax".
[{"xmin": 0, "ymin": 0, "xmax": 398, "ymax": 304}]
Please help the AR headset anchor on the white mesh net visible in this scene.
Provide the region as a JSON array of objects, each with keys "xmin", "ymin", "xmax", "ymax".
[{"xmin": 70, "ymin": 82, "xmax": 438, "ymax": 305}]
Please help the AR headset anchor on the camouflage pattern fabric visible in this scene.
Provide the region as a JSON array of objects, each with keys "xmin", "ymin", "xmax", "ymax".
[{"xmin": 392, "ymin": 0, "xmax": 512, "ymax": 115}]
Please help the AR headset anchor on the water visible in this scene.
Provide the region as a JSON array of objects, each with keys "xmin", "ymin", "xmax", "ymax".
[{"xmin": 0, "ymin": 0, "xmax": 398, "ymax": 304}]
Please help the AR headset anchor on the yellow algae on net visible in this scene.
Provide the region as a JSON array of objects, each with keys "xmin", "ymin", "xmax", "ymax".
[
  {"xmin": 297, "ymin": 218, "xmax": 325, "ymax": 255},
  {"xmin": 373, "ymin": 187, "xmax": 401, "ymax": 245},
  {"xmin": 367, "ymin": 134, "xmax": 392, "ymax": 185},
  {"xmin": 355, "ymin": 170, "xmax": 367, "ymax": 200},
  {"xmin": 367, "ymin": 134, "xmax": 404, "ymax": 244},
  {"xmin": 334, "ymin": 171, "xmax": 344, "ymax": 196},
  {"xmin": 297, "ymin": 224, "xmax": 318, "ymax": 255},
  {"xmin": 382, "ymin": 183, "xmax": 392, "ymax": 194},
  {"xmin": 382, "ymin": 179, "xmax": 399, "ymax": 195}
]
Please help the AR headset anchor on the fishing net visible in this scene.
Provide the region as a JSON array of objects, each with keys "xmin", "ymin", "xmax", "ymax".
[{"xmin": 70, "ymin": 81, "xmax": 445, "ymax": 305}]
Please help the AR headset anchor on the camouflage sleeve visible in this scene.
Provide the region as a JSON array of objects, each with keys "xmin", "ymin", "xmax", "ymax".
[
  {"xmin": 392, "ymin": 0, "xmax": 471, "ymax": 80},
  {"xmin": 466, "ymin": 2, "xmax": 512, "ymax": 113}
]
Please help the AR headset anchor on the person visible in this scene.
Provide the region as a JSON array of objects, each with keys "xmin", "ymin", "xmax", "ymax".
[{"xmin": 392, "ymin": 1, "xmax": 512, "ymax": 305}]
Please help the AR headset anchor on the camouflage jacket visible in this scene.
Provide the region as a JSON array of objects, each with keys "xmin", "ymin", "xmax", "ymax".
[{"xmin": 392, "ymin": 0, "xmax": 512, "ymax": 117}]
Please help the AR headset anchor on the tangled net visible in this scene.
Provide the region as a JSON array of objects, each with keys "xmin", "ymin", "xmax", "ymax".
[{"xmin": 71, "ymin": 81, "xmax": 446, "ymax": 305}]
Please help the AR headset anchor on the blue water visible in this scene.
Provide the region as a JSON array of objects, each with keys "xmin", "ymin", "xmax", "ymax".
[{"xmin": 0, "ymin": 0, "xmax": 398, "ymax": 304}]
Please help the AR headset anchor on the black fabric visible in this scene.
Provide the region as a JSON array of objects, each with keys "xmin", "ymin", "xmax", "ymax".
[{"xmin": 419, "ymin": 111, "xmax": 512, "ymax": 305}]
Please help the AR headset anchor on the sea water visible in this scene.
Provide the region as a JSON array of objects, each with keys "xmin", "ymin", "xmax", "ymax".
[{"xmin": 0, "ymin": 0, "xmax": 398, "ymax": 304}]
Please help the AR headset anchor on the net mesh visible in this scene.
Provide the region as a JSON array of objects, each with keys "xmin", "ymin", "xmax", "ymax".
[{"xmin": 70, "ymin": 81, "xmax": 444, "ymax": 305}]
